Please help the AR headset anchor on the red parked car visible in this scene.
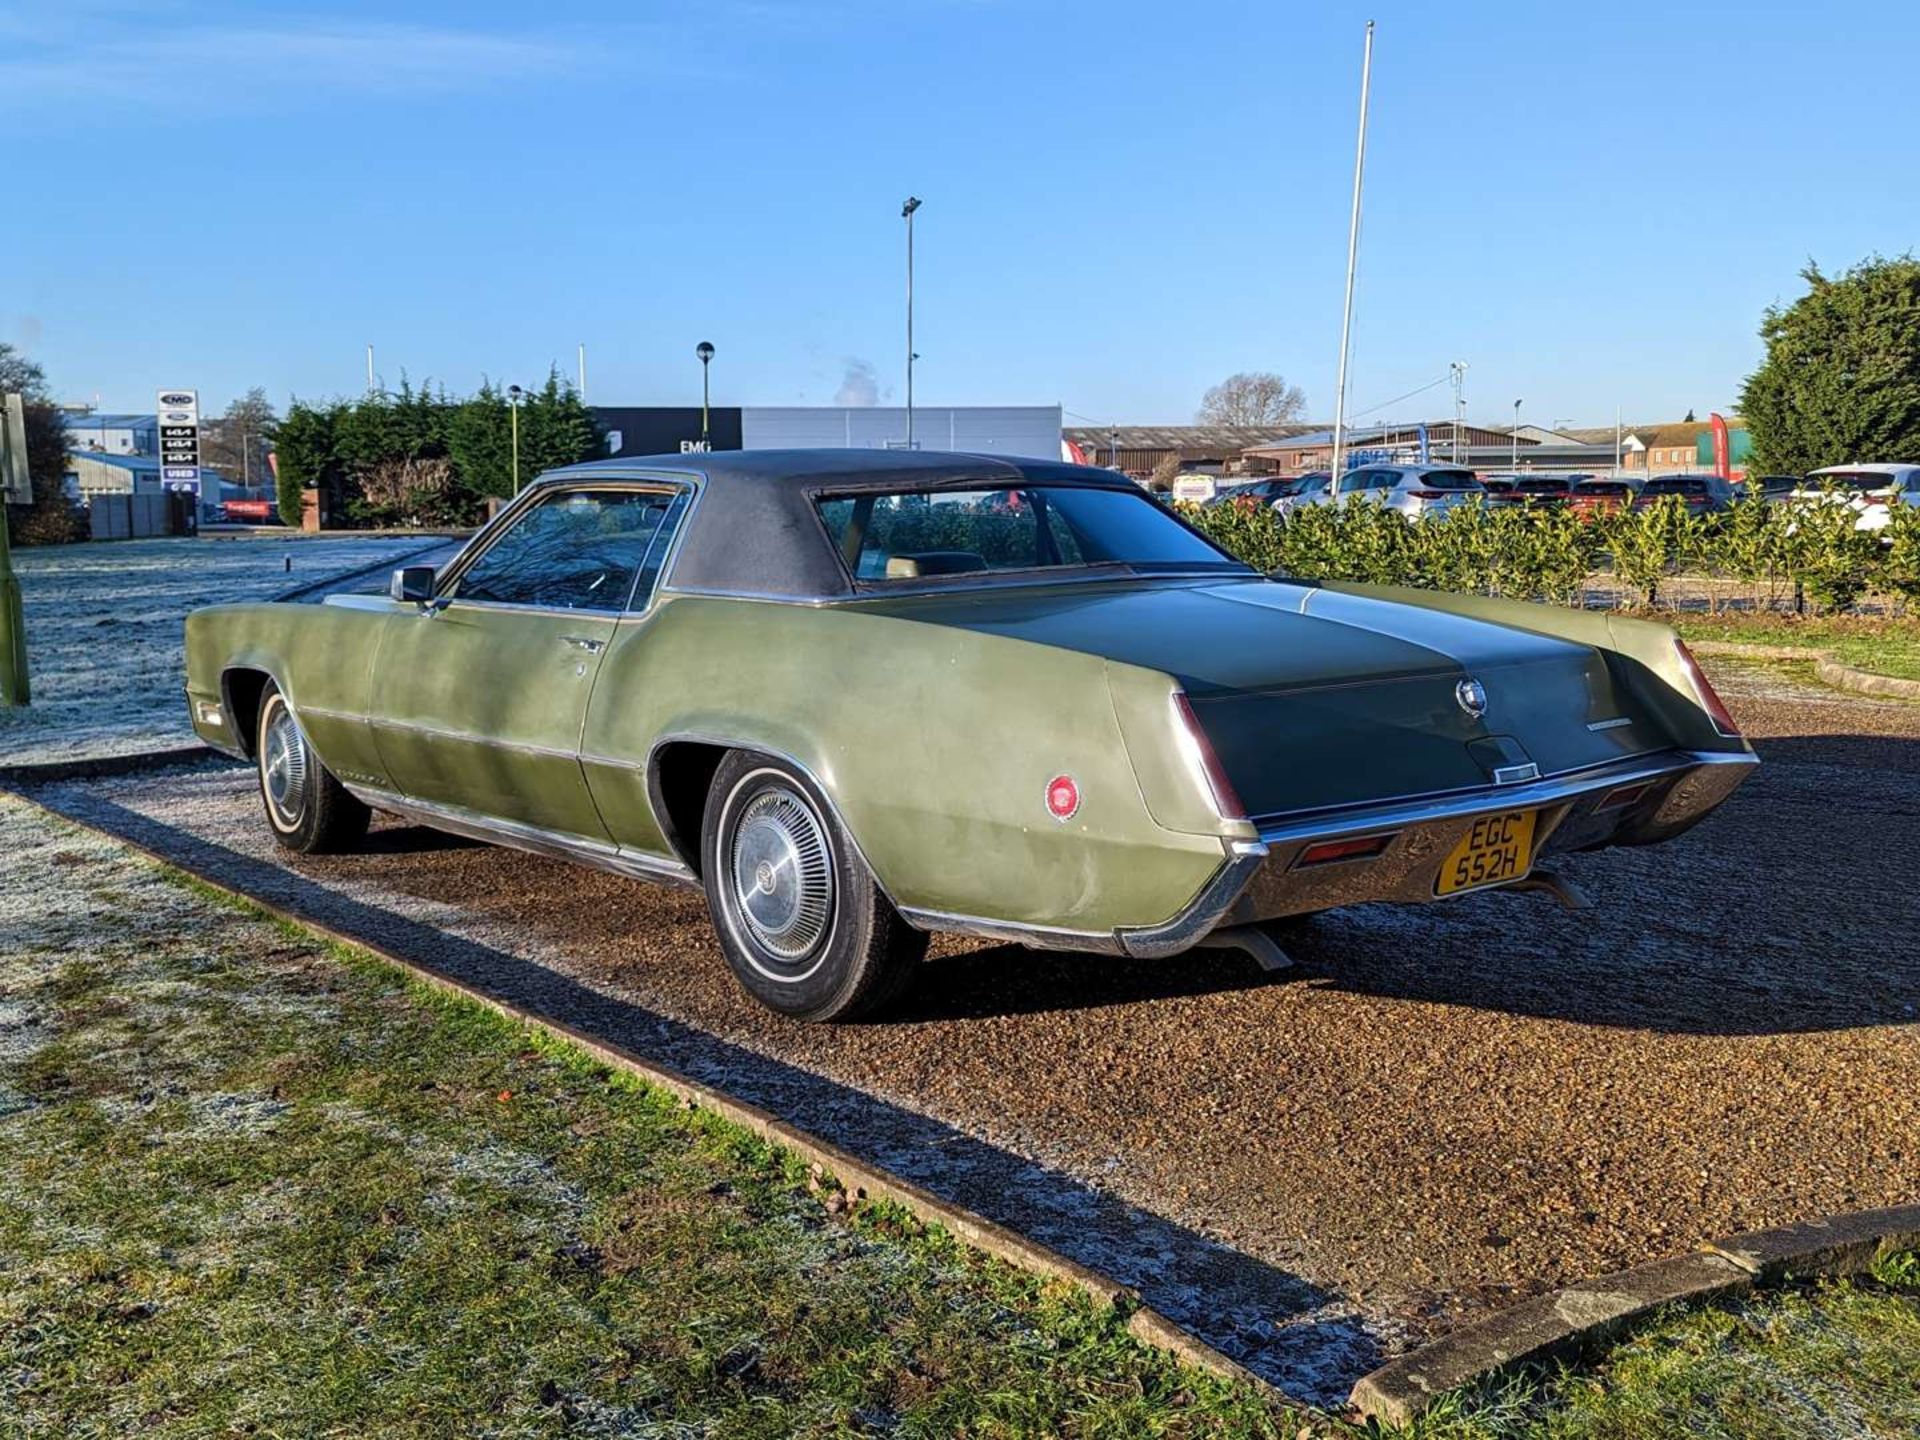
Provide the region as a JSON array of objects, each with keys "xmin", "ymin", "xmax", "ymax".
[{"xmin": 1568, "ymin": 479, "xmax": 1638, "ymax": 518}]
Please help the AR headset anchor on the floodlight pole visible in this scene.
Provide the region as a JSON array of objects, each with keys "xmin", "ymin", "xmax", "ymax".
[
  {"xmin": 1329, "ymin": 20, "xmax": 1374, "ymax": 483},
  {"xmin": 508, "ymin": 385, "xmax": 524, "ymax": 493},
  {"xmin": 903, "ymin": 196, "xmax": 921, "ymax": 449}
]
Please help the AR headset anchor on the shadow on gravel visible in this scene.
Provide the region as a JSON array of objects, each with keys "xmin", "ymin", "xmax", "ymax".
[
  {"xmin": 14, "ymin": 788, "xmax": 1385, "ymax": 1407},
  {"xmin": 1283, "ymin": 732, "xmax": 1920, "ymax": 1038}
]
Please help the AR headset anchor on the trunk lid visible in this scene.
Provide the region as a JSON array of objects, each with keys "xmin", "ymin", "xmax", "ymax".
[{"xmin": 859, "ymin": 578, "xmax": 1658, "ymax": 817}]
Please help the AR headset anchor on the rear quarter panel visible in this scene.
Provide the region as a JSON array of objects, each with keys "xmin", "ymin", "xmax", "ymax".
[{"xmin": 580, "ymin": 595, "xmax": 1226, "ymax": 931}]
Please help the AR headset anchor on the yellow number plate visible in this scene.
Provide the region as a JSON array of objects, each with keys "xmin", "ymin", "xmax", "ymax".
[{"xmin": 1435, "ymin": 810, "xmax": 1538, "ymax": 896}]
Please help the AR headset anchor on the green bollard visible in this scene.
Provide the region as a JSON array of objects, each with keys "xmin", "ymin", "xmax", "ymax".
[{"xmin": 0, "ymin": 502, "xmax": 27, "ymax": 706}]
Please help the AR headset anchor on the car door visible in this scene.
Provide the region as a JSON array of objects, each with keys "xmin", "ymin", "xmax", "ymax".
[{"xmin": 368, "ymin": 483, "xmax": 685, "ymax": 840}]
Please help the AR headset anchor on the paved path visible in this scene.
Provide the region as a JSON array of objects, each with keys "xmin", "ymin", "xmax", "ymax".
[{"xmin": 15, "ymin": 659, "xmax": 1919, "ymax": 1405}]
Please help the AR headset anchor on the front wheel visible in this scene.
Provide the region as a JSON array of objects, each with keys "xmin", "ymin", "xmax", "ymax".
[
  {"xmin": 700, "ymin": 751, "xmax": 926, "ymax": 1022},
  {"xmin": 255, "ymin": 682, "xmax": 370, "ymax": 855}
]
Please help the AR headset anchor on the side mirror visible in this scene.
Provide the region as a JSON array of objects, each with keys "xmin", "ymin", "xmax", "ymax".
[{"xmin": 389, "ymin": 566, "xmax": 437, "ymax": 604}]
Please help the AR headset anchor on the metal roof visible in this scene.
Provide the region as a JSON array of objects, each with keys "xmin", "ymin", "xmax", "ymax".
[
  {"xmin": 67, "ymin": 450, "xmax": 162, "ymax": 471},
  {"xmin": 63, "ymin": 413, "xmax": 156, "ymax": 430},
  {"xmin": 1063, "ymin": 425, "xmax": 1314, "ymax": 451}
]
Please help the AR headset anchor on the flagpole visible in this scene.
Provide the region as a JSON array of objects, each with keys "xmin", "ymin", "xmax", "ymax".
[{"xmin": 1330, "ymin": 19, "xmax": 1375, "ymax": 483}]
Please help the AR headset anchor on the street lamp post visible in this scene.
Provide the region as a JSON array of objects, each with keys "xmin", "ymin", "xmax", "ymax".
[
  {"xmin": 696, "ymin": 341, "xmax": 715, "ymax": 448},
  {"xmin": 508, "ymin": 385, "xmax": 524, "ymax": 493},
  {"xmin": 902, "ymin": 196, "xmax": 921, "ymax": 449},
  {"xmin": 1512, "ymin": 399, "xmax": 1522, "ymax": 471}
]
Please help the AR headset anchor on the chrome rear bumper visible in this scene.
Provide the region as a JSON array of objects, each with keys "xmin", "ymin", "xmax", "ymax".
[{"xmin": 1115, "ymin": 748, "xmax": 1757, "ymax": 958}]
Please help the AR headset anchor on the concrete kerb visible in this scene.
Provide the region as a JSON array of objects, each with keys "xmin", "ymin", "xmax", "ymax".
[
  {"xmin": 0, "ymin": 743, "xmax": 232, "ymax": 787},
  {"xmin": 1690, "ymin": 638, "xmax": 1920, "ymax": 700},
  {"xmin": 1349, "ymin": 1204, "xmax": 1920, "ymax": 1427},
  {"xmin": 0, "ymin": 781, "xmax": 1281, "ymax": 1409}
]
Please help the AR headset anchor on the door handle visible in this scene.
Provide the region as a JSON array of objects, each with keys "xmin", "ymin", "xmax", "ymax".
[{"xmin": 561, "ymin": 635, "xmax": 606, "ymax": 654}]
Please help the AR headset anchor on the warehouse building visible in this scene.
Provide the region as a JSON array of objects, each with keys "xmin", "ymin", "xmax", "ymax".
[
  {"xmin": 62, "ymin": 410, "xmax": 159, "ymax": 455},
  {"xmin": 591, "ymin": 405, "xmax": 1063, "ymax": 462},
  {"xmin": 1062, "ymin": 425, "xmax": 1313, "ymax": 480}
]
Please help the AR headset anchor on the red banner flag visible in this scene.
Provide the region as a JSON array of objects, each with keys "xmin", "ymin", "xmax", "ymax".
[{"xmin": 1709, "ymin": 412, "xmax": 1730, "ymax": 479}]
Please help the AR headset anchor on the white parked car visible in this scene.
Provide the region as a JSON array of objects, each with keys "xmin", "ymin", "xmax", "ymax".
[
  {"xmin": 1312, "ymin": 464, "xmax": 1486, "ymax": 518},
  {"xmin": 1793, "ymin": 463, "xmax": 1920, "ymax": 531}
]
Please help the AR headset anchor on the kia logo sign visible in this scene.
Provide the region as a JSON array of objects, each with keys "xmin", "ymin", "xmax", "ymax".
[{"xmin": 158, "ymin": 392, "xmax": 195, "ymax": 407}]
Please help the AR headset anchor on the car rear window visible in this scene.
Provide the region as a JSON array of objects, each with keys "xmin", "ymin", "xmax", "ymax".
[
  {"xmin": 1573, "ymin": 482, "xmax": 1629, "ymax": 496},
  {"xmin": 1645, "ymin": 478, "xmax": 1709, "ymax": 496},
  {"xmin": 1416, "ymin": 470, "xmax": 1480, "ymax": 491},
  {"xmin": 1516, "ymin": 479, "xmax": 1570, "ymax": 494},
  {"xmin": 814, "ymin": 486, "xmax": 1250, "ymax": 584},
  {"xmin": 1812, "ymin": 471, "xmax": 1898, "ymax": 493}
]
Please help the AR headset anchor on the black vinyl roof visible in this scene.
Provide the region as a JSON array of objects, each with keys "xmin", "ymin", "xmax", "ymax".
[{"xmin": 538, "ymin": 448, "xmax": 1137, "ymax": 600}]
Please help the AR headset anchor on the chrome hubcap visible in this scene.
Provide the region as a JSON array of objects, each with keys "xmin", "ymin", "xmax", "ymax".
[
  {"xmin": 730, "ymin": 786, "xmax": 832, "ymax": 963},
  {"xmin": 262, "ymin": 706, "xmax": 309, "ymax": 827}
]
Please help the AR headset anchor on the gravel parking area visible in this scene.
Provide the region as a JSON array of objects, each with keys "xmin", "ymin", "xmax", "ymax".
[
  {"xmin": 12, "ymin": 659, "xmax": 1918, "ymax": 1405},
  {"xmin": 0, "ymin": 533, "xmax": 456, "ymax": 765}
]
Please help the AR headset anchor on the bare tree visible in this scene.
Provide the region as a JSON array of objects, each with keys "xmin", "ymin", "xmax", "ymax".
[
  {"xmin": 1147, "ymin": 453, "xmax": 1183, "ymax": 494},
  {"xmin": 1196, "ymin": 372, "xmax": 1307, "ymax": 428},
  {"xmin": 200, "ymin": 388, "xmax": 279, "ymax": 489}
]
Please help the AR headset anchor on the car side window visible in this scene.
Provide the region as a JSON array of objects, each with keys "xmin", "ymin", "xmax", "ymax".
[
  {"xmin": 452, "ymin": 488, "xmax": 680, "ymax": 611},
  {"xmin": 625, "ymin": 489, "xmax": 691, "ymax": 612},
  {"xmin": 1338, "ymin": 471, "xmax": 1372, "ymax": 494}
]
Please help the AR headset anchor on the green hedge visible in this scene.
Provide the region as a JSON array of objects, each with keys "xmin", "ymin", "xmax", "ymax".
[{"xmin": 1183, "ymin": 487, "xmax": 1920, "ymax": 615}]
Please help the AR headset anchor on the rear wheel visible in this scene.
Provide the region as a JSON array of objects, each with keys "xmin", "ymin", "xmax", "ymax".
[
  {"xmin": 256, "ymin": 682, "xmax": 369, "ymax": 854},
  {"xmin": 700, "ymin": 751, "xmax": 926, "ymax": 1022}
]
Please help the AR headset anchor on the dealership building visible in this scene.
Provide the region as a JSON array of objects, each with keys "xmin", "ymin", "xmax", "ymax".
[{"xmin": 590, "ymin": 405, "xmax": 1063, "ymax": 462}]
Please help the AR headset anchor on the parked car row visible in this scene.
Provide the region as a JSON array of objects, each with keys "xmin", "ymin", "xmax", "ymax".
[{"xmin": 1210, "ymin": 460, "xmax": 1920, "ymax": 530}]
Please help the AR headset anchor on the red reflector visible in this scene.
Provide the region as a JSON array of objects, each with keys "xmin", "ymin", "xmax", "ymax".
[
  {"xmin": 1045, "ymin": 774, "xmax": 1080, "ymax": 821},
  {"xmin": 1173, "ymin": 693, "xmax": 1247, "ymax": 822},
  {"xmin": 1674, "ymin": 640, "xmax": 1742, "ymax": 739},
  {"xmin": 1298, "ymin": 832, "xmax": 1397, "ymax": 867}
]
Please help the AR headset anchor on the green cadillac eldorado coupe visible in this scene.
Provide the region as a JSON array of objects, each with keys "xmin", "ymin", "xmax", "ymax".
[{"xmin": 186, "ymin": 450, "xmax": 1756, "ymax": 1020}]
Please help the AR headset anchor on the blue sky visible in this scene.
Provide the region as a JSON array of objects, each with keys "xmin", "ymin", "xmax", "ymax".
[{"xmin": 5, "ymin": 0, "xmax": 1915, "ymax": 428}]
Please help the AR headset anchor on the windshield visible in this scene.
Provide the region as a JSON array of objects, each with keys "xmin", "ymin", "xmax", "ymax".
[{"xmin": 815, "ymin": 486, "xmax": 1251, "ymax": 584}]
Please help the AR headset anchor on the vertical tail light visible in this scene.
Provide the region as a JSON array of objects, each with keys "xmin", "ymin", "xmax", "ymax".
[
  {"xmin": 1173, "ymin": 692, "xmax": 1247, "ymax": 822},
  {"xmin": 1674, "ymin": 639, "xmax": 1742, "ymax": 739}
]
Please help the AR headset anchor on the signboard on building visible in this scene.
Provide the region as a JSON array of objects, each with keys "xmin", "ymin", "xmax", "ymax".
[{"xmin": 155, "ymin": 388, "xmax": 200, "ymax": 489}]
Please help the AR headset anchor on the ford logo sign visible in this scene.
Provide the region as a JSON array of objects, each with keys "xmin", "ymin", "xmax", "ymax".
[{"xmin": 1455, "ymin": 678, "xmax": 1488, "ymax": 718}]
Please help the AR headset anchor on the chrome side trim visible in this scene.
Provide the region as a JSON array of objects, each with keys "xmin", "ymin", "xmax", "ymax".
[
  {"xmin": 1116, "ymin": 841, "xmax": 1271, "ymax": 959},
  {"xmin": 894, "ymin": 907, "xmax": 1125, "ymax": 955},
  {"xmin": 364, "ymin": 715, "xmax": 581, "ymax": 762},
  {"xmin": 1587, "ymin": 716, "xmax": 1634, "ymax": 732},
  {"xmin": 898, "ymin": 837, "xmax": 1272, "ymax": 961},
  {"xmin": 1493, "ymin": 762, "xmax": 1541, "ymax": 785},
  {"xmin": 341, "ymin": 783, "xmax": 699, "ymax": 889}
]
